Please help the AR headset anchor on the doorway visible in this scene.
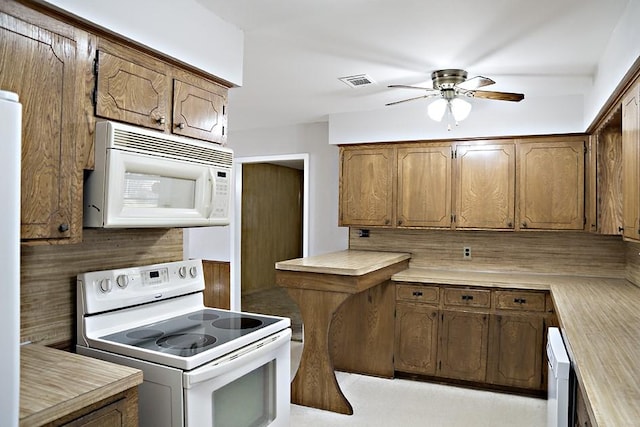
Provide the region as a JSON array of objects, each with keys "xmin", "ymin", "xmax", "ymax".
[{"xmin": 232, "ymin": 154, "xmax": 309, "ymax": 341}]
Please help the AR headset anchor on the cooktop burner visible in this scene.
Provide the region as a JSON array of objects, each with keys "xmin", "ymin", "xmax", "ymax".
[
  {"xmin": 100, "ymin": 308, "xmax": 281, "ymax": 358},
  {"xmin": 213, "ymin": 316, "xmax": 263, "ymax": 329}
]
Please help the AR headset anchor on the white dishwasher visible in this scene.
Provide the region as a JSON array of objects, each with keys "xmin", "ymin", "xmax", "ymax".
[{"xmin": 547, "ymin": 327, "xmax": 571, "ymax": 427}]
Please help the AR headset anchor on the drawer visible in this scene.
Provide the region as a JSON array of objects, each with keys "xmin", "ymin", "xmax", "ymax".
[
  {"xmin": 396, "ymin": 285, "xmax": 439, "ymax": 304},
  {"xmin": 443, "ymin": 287, "xmax": 491, "ymax": 308},
  {"xmin": 494, "ymin": 290, "xmax": 546, "ymax": 312}
]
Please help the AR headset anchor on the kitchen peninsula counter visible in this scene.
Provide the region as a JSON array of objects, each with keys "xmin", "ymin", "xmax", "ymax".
[
  {"xmin": 276, "ymin": 249, "xmax": 410, "ymax": 414},
  {"xmin": 20, "ymin": 344, "xmax": 142, "ymax": 426},
  {"xmin": 276, "ymin": 249, "xmax": 411, "ymax": 279},
  {"xmin": 394, "ymin": 267, "xmax": 640, "ymax": 427}
]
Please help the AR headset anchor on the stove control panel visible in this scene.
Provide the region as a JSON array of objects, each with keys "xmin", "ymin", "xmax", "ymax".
[{"xmin": 78, "ymin": 259, "xmax": 205, "ymax": 315}]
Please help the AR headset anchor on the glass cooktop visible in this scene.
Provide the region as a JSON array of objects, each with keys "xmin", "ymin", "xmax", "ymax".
[{"xmin": 100, "ymin": 308, "xmax": 282, "ymax": 358}]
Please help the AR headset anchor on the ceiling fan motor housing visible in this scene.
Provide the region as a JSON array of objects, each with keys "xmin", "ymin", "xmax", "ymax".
[{"xmin": 431, "ymin": 69, "xmax": 468, "ymax": 89}]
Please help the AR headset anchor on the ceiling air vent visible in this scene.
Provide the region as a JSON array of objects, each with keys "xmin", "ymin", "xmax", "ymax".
[{"xmin": 339, "ymin": 74, "xmax": 376, "ymax": 88}]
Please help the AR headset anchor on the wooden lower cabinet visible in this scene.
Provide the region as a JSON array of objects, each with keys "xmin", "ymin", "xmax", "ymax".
[
  {"xmin": 330, "ymin": 280, "xmax": 396, "ymax": 377},
  {"xmin": 394, "ymin": 303, "xmax": 439, "ymax": 375},
  {"xmin": 394, "ymin": 283, "xmax": 554, "ymax": 393},
  {"xmin": 438, "ymin": 310, "xmax": 489, "ymax": 382},
  {"xmin": 487, "ymin": 314, "xmax": 544, "ymax": 389},
  {"xmin": 64, "ymin": 396, "xmax": 129, "ymax": 427}
]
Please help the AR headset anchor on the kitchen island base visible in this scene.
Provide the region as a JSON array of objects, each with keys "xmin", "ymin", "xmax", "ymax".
[{"xmin": 275, "ymin": 250, "xmax": 410, "ymax": 414}]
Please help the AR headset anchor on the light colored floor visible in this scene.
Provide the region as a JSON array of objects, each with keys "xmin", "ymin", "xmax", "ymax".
[{"xmin": 289, "ymin": 341, "xmax": 547, "ymax": 427}]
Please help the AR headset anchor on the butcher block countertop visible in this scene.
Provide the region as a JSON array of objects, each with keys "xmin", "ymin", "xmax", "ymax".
[
  {"xmin": 275, "ymin": 250, "xmax": 410, "ymax": 276},
  {"xmin": 20, "ymin": 344, "xmax": 143, "ymax": 426},
  {"xmin": 393, "ymin": 267, "xmax": 640, "ymax": 427}
]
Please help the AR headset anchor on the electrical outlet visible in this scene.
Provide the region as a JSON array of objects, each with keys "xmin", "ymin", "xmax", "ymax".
[{"xmin": 463, "ymin": 246, "xmax": 472, "ymax": 260}]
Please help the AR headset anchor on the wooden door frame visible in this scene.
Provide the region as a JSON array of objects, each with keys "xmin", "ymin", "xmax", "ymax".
[{"xmin": 231, "ymin": 154, "xmax": 310, "ymax": 310}]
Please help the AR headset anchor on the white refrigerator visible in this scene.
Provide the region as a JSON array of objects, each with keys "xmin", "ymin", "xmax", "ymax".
[{"xmin": 0, "ymin": 90, "xmax": 21, "ymax": 427}]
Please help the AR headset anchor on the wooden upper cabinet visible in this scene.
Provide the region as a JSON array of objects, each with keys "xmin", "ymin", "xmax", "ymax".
[
  {"xmin": 0, "ymin": 6, "xmax": 82, "ymax": 242},
  {"xmin": 455, "ymin": 142, "xmax": 515, "ymax": 229},
  {"xmin": 95, "ymin": 41, "xmax": 229, "ymax": 144},
  {"xmin": 517, "ymin": 138, "xmax": 586, "ymax": 230},
  {"xmin": 397, "ymin": 145, "xmax": 452, "ymax": 228},
  {"xmin": 95, "ymin": 49, "xmax": 169, "ymax": 130},
  {"xmin": 622, "ymin": 82, "xmax": 640, "ymax": 241},
  {"xmin": 172, "ymin": 79, "xmax": 227, "ymax": 144},
  {"xmin": 339, "ymin": 147, "xmax": 394, "ymax": 226}
]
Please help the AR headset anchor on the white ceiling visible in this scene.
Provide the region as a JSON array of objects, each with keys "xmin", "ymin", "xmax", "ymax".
[{"xmin": 197, "ymin": 0, "xmax": 630, "ymax": 132}]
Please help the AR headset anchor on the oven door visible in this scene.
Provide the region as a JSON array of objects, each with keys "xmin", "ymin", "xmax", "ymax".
[{"xmin": 183, "ymin": 329, "xmax": 291, "ymax": 427}]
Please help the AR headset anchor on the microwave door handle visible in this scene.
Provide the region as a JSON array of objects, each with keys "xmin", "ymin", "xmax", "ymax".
[{"xmin": 205, "ymin": 170, "xmax": 215, "ymax": 216}]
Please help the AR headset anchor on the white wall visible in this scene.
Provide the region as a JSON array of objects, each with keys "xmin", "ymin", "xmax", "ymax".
[
  {"xmin": 329, "ymin": 94, "xmax": 585, "ymax": 144},
  {"xmin": 185, "ymin": 121, "xmax": 348, "ymax": 261},
  {"xmin": 584, "ymin": 0, "xmax": 640, "ymax": 127},
  {"xmin": 39, "ymin": 0, "xmax": 244, "ymax": 85}
]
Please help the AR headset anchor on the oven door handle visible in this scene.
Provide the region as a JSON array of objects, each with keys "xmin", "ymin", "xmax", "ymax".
[{"xmin": 183, "ymin": 329, "xmax": 291, "ymax": 388}]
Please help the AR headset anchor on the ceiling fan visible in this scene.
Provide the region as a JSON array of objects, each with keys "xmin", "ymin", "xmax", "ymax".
[{"xmin": 386, "ymin": 69, "xmax": 525, "ymax": 127}]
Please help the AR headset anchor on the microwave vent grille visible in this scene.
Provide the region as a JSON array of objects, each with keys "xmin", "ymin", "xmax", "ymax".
[{"xmin": 112, "ymin": 128, "xmax": 232, "ymax": 168}]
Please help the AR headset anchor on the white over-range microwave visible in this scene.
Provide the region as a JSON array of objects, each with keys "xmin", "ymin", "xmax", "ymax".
[{"xmin": 84, "ymin": 121, "xmax": 233, "ymax": 228}]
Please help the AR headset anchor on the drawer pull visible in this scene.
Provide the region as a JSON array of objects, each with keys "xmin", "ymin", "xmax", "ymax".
[
  {"xmin": 513, "ymin": 298, "xmax": 527, "ymax": 304},
  {"xmin": 412, "ymin": 291, "xmax": 423, "ymax": 297},
  {"xmin": 461, "ymin": 295, "xmax": 474, "ymax": 301}
]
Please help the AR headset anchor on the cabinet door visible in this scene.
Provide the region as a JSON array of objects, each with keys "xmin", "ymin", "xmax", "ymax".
[
  {"xmin": 172, "ymin": 79, "xmax": 227, "ymax": 144},
  {"xmin": 397, "ymin": 146, "xmax": 452, "ymax": 227},
  {"xmin": 455, "ymin": 143, "xmax": 515, "ymax": 229},
  {"xmin": 487, "ymin": 314, "xmax": 544, "ymax": 389},
  {"xmin": 96, "ymin": 50, "xmax": 168, "ymax": 130},
  {"xmin": 394, "ymin": 303, "xmax": 439, "ymax": 375},
  {"xmin": 518, "ymin": 139, "xmax": 585, "ymax": 230},
  {"xmin": 438, "ymin": 310, "xmax": 489, "ymax": 382},
  {"xmin": 64, "ymin": 398, "xmax": 126, "ymax": 426},
  {"xmin": 0, "ymin": 10, "xmax": 76, "ymax": 241},
  {"xmin": 622, "ymin": 83, "xmax": 640, "ymax": 241},
  {"xmin": 339, "ymin": 147, "xmax": 394, "ymax": 226}
]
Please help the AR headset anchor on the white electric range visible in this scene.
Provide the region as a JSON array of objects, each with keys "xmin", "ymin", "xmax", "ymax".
[{"xmin": 76, "ymin": 259, "xmax": 291, "ymax": 427}]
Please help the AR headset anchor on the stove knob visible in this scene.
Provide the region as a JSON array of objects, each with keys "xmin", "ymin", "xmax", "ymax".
[
  {"xmin": 189, "ymin": 266, "xmax": 198, "ymax": 278},
  {"xmin": 99, "ymin": 278, "xmax": 112, "ymax": 293},
  {"xmin": 116, "ymin": 274, "xmax": 129, "ymax": 288},
  {"xmin": 178, "ymin": 266, "xmax": 187, "ymax": 278}
]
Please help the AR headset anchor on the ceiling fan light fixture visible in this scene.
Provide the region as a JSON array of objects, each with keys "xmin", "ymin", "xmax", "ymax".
[
  {"xmin": 427, "ymin": 98, "xmax": 448, "ymax": 122},
  {"xmin": 450, "ymin": 97, "xmax": 472, "ymax": 122},
  {"xmin": 427, "ymin": 97, "xmax": 471, "ymax": 123}
]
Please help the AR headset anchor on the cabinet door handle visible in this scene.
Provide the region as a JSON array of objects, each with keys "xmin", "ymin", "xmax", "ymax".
[
  {"xmin": 461, "ymin": 295, "xmax": 474, "ymax": 301},
  {"xmin": 176, "ymin": 122, "xmax": 186, "ymax": 130},
  {"xmin": 513, "ymin": 298, "xmax": 527, "ymax": 304},
  {"xmin": 522, "ymin": 222, "xmax": 528, "ymax": 228},
  {"xmin": 412, "ymin": 291, "xmax": 423, "ymax": 297},
  {"xmin": 58, "ymin": 223, "xmax": 69, "ymax": 233},
  {"xmin": 156, "ymin": 116, "xmax": 166, "ymax": 125}
]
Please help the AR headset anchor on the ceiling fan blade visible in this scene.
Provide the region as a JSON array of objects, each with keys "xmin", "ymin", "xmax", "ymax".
[
  {"xmin": 471, "ymin": 90, "xmax": 524, "ymax": 102},
  {"xmin": 388, "ymin": 84, "xmax": 437, "ymax": 92},
  {"xmin": 385, "ymin": 93, "xmax": 439, "ymax": 106},
  {"xmin": 457, "ymin": 76, "xmax": 495, "ymax": 90}
]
